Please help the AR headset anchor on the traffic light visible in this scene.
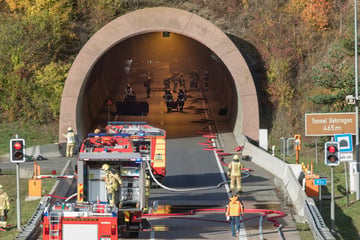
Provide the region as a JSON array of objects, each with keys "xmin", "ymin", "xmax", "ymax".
[
  {"xmin": 10, "ymin": 139, "xmax": 25, "ymax": 163},
  {"xmin": 324, "ymin": 141, "xmax": 340, "ymax": 166}
]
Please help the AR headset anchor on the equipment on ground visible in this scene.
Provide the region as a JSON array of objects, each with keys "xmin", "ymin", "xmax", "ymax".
[{"xmin": 116, "ymin": 101, "xmax": 149, "ymax": 116}]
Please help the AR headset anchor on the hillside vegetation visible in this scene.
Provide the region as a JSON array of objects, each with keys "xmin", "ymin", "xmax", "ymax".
[{"xmin": 0, "ymin": 0, "xmax": 357, "ymax": 146}]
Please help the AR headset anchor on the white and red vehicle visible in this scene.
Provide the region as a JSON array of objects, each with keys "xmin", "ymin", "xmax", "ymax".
[
  {"xmin": 105, "ymin": 121, "xmax": 167, "ymax": 183},
  {"xmin": 42, "ymin": 130, "xmax": 153, "ymax": 239}
]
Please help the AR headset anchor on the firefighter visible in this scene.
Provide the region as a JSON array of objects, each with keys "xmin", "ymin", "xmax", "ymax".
[
  {"xmin": 102, "ymin": 164, "xmax": 122, "ymax": 208},
  {"xmin": 179, "ymin": 73, "xmax": 186, "ymax": 91},
  {"xmin": 203, "ymin": 70, "xmax": 209, "ymax": 90},
  {"xmin": 163, "ymin": 76, "xmax": 171, "ymax": 90},
  {"xmin": 227, "ymin": 155, "xmax": 243, "ymax": 193},
  {"xmin": 144, "ymin": 76, "xmax": 152, "ymax": 98},
  {"xmin": 124, "ymin": 84, "xmax": 136, "ymax": 102},
  {"xmin": 225, "ymin": 193, "xmax": 244, "ymax": 237},
  {"xmin": 0, "ymin": 185, "xmax": 10, "ymax": 230},
  {"xmin": 177, "ymin": 89, "xmax": 187, "ymax": 112},
  {"xmin": 172, "ymin": 72, "xmax": 179, "ymax": 93},
  {"xmin": 163, "ymin": 89, "xmax": 174, "ymax": 112},
  {"xmin": 63, "ymin": 127, "xmax": 76, "ymax": 157}
]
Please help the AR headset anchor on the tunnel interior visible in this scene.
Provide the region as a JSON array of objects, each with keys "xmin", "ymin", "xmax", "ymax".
[{"xmin": 77, "ymin": 32, "xmax": 238, "ymax": 138}]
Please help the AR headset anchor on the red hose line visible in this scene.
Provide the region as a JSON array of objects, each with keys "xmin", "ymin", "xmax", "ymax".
[
  {"xmin": 44, "ymin": 194, "xmax": 69, "ymax": 200},
  {"xmin": 144, "ymin": 208, "xmax": 286, "ymax": 227}
]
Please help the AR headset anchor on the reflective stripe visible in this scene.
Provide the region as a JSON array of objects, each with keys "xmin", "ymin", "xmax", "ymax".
[
  {"xmin": 78, "ymin": 184, "xmax": 83, "ymax": 202},
  {"xmin": 124, "ymin": 211, "xmax": 130, "ymax": 222},
  {"xmin": 226, "ymin": 199, "xmax": 243, "ymax": 216}
]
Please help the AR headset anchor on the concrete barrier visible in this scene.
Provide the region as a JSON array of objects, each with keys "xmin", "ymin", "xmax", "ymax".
[{"xmin": 241, "ymin": 140, "xmax": 335, "ymax": 239}]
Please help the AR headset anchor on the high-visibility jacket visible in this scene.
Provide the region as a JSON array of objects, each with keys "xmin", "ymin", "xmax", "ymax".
[
  {"xmin": 64, "ymin": 131, "xmax": 75, "ymax": 144},
  {"xmin": 105, "ymin": 170, "xmax": 122, "ymax": 193},
  {"xmin": 226, "ymin": 197, "xmax": 244, "ymax": 216},
  {"xmin": 228, "ymin": 161, "xmax": 243, "ymax": 177},
  {"xmin": 0, "ymin": 192, "xmax": 10, "ymax": 212}
]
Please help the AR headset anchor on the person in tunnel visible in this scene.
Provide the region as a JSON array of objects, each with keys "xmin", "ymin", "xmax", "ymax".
[
  {"xmin": 177, "ymin": 88, "xmax": 187, "ymax": 112},
  {"xmin": 179, "ymin": 72, "xmax": 186, "ymax": 91},
  {"xmin": 172, "ymin": 71, "xmax": 179, "ymax": 93},
  {"xmin": 163, "ymin": 89, "xmax": 174, "ymax": 112},
  {"xmin": 124, "ymin": 83, "xmax": 136, "ymax": 102},
  {"xmin": 144, "ymin": 76, "xmax": 152, "ymax": 98},
  {"xmin": 203, "ymin": 70, "xmax": 209, "ymax": 90},
  {"xmin": 163, "ymin": 76, "xmax": 171, "ymax": 90},
  {"xmin": 190, "ymin": 69, "xmax": 200, "ymax": 90}
]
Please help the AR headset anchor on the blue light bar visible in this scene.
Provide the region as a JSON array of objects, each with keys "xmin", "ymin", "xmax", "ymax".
[
  {"xmin": 135, "ymin": 158, "xmax": 142, "ymax": 163},
  {"xmin": 138, "ymin": 131, "xmax": 146, "ymax": 137},
  {"xmin": 107, "ymin": 121, "xmax": 147, "ymax": 125},
  {"xmin": 87, "ymin": 133, "xmax": 130, "ymax": 137}
]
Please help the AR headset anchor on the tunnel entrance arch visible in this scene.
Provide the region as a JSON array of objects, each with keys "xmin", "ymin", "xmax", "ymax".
[{"xmin": 59, "ymin": 7, "xmax": 259, "ymax": 143}]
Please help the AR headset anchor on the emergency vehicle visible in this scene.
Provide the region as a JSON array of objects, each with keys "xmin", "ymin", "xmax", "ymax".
[
  {"xmin": 42, "ymin": 130, "xmax": 154, "ymax": 239},
  {"xmin": 105, "ymin": 122, "xmax": 167, "ymax": 183}
]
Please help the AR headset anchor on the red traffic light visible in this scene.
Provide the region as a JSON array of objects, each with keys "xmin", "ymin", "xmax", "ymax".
[
  {"xmin": 13, "ymin": 142, "xmax": 23, "ymax": 150},
  {"xmin": 10, "ymin": 138, "xmax": 25, "ymax": 163},
  {"xmin": 327, "ymin": 145, "xmax": 337, "ymax": 153},
  {"xmin": 324, "ymin": 142, "xmax": 340, "ymax": 166},
  {"xmin": 52, "ymin": 170, "xmax": 57, "ymax": 175}
]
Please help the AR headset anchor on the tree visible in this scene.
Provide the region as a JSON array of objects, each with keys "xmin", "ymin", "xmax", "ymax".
[{"xmin": 311, "ymin": 43, "xmax": 355, "ymax": 112}]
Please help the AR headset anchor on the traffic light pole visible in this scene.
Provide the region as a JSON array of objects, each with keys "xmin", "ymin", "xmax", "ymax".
[
  {"xmin": 331, "ymin": 166, "xmax": 335, "ymax": 232},
  {"xmin": 14, "ymin": 133, "xmax": 22, "ymax": 231},
  {"xmin": 16, "ymin": 163, "xmax": 21, "ymax": 231}
]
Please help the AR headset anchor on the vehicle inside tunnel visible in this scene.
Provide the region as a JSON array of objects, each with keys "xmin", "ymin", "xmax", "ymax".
[{"xmin": 80, "ymin": 32, "xmax": 238, "ymax": 139}]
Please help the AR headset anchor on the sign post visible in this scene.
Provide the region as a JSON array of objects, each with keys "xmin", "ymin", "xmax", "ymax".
[
  {"xmin": 335, "ymin": 133, "xmax": 353, "ymax": 205},
  {"xmin": 314, "ymin": 178, "xmax": 327, "ymax": 212}
]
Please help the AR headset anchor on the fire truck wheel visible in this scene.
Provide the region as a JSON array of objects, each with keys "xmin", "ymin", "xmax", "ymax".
[{"xmin": 129, "ymin": 231, "xmax": 139, "ymax": 238}]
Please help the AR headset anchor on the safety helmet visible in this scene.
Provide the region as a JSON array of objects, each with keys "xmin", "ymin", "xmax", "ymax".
[
  {"xmin": 67, "ymin": 127, "xmax": 73, "ymax": 131},
  {"xmin": 233, "ymin": 155, "xmax": 239, "ymax": 160},
  {"xmin": 102, "ymin": 164, "xmax": 110, "ymax": 171},
  {"xmin": 0, "ymin": 185, "xmax": 3, "ymax": 189}
]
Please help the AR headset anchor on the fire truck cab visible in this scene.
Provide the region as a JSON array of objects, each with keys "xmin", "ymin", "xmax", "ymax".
[{"xmin": 105, "ymin": 122, "xmax": 167, "ymax": 183}]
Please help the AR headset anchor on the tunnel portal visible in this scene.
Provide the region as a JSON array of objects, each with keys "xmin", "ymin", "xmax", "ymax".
[{"xmin": 59, "ymin": 7, "xmax": 259, "ymax": 143}]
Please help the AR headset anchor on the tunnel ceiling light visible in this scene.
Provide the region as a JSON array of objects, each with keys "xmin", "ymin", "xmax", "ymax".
[{"xmin": 163, "ymin": 31, "xmax": 171, "ymax": 37}]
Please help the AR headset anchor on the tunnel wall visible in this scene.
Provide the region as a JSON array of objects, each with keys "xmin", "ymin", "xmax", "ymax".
[{"xmin": 59, "ymin": 7, "xmax": 259, "ymax": 142}]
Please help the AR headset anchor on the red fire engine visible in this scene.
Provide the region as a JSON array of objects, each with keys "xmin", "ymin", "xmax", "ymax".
[
  {"xmin": 105, "ymin": 121, "xmax": 167, "ymax": 183},
  {"xmin": 42, "ymin": 128, "xmax": 155, "ymax": 239}
]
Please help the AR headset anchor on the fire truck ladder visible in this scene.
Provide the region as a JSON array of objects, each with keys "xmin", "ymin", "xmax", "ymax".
[{"xmin": 49, "ymin": 212, "xmax": 61, "ymax": 240}]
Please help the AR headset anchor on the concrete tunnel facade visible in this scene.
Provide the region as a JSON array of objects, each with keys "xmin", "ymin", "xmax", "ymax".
[{"xmin": 59, "ymin": 7, "xmax": 259, "ymax": 143}]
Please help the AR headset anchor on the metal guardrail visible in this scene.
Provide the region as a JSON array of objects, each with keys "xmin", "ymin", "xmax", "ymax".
[
  {"xmin": 15, "ymin": 160, "xmax": 75, "ymax": 240},
  {"xmin": 304, "ymin": 198, "xmax": 335, "ymax": 240},
  {"xmin": 15, "ymin": 197, "xmax": 51, "ymax": 240}
]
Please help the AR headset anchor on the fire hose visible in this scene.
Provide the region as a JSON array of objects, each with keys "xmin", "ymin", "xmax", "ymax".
[{"xmin": 143, "ymin": 207, "xmax": 286, "ymax": 238}]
